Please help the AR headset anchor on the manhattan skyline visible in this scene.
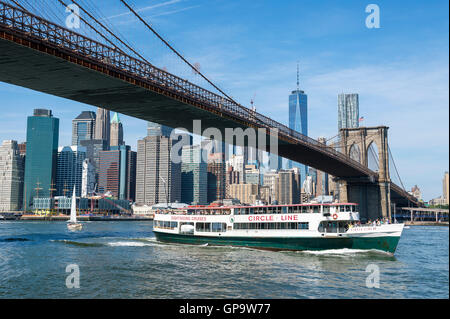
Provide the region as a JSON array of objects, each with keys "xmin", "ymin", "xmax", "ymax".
[{"xmin": 0, "ymin": 0, "xmax": 448, "ymax": 201}]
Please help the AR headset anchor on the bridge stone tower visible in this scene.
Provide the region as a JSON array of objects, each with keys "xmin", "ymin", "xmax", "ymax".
[{"xmin": 338, "ymin": 126, "xmax": 391, "ymax": 221}]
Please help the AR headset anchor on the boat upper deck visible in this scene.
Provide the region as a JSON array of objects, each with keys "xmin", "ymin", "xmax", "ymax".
[{"xmin": 154, "ymin": 203, "xmax": 359, "ymax": 216}]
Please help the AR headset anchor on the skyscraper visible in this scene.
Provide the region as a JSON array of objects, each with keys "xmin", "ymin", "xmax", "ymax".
[
  {"xmin": 338, "ymin": 93, "xmax": 359, "ymax": 130},
  {"xmin": 94, "ymin": 107, "xmax": 110, "ymax": 144},
  {"xmin": 111, "ymin": 145, "xmax": 136, "ymax": 201},
  {"xmin": 72, "ymin": 111, "xmax": 96, "ymax": 146},
  {"xmin": 207, "ymin": 153, "xmax": 226, "ymax": 203},
  {"xmin": 110, "ymin": 112, "xmax": 124, "ymax": 147},
  {"xmin": 288, "ymin": 64, "xmax": 308, "ymax": 184},
  {"xmin": 98, "ymin": 145, "xmax": 136, "ymax": 200},
  {"xmin": 147, "ymin": 121, "xmax": 173, "ymax": 138},
  {"xmin": 136, "ymin": 135, "xmax": 181, "ymax": 205},
  {"xmin": 98, "ymin": 150, "xmax": 120, "ymax": 198},
  {"xmin": 80, "ymin": 139, "xmax": 109, "ymax": 173},
  {"xmin": 0, "ymin": 140, "xmax": 24, "ymax": 211},
  {"xmin": 263, "ymin": 170, "xmax": 279, "ymax": 204},
  {"xmin": 56, "ymin": 146, "xmax": 86, "ymax": 197},
  {"xmin": 81, "ymin": 158, "xmax": 95, "ymax": 197},
  {"xmin": 181, "ymin": 145, "xmax": 207, "ymax": 205},
  {"xmin": 277, "ymin": 168, "xmax": 301, "ymax": 205},
  {"xmin": 23, "ymin": 109, "xmax": 59, "ymax": 210}
]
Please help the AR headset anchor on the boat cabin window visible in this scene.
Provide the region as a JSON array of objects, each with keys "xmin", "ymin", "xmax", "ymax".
[
  {"xmin": 322, "ymin": 206, "xmax": 330, "ymax": 214},
  {"xmin": 318, "ymin": 221, "xmax": 350, "ymax": 233},
  {"xmin": 339, "ymin": 205, "xmax": 352, "ymax": 212},
  {"xmin": 155, "ymin": 221, "xmax": 178, "ymax": 229},
  {"xmin": 196, "ymin": 222, "xmax": 227, "ymax": 232}
]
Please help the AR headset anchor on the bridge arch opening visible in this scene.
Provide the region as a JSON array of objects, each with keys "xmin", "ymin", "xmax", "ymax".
[
  {"xmin": 349, "ymin": 143, "xmax": 361, "ymax": 163},
  {"xmin": 367, "ymin": 141, "xmax": 379, "ymax": 172}
]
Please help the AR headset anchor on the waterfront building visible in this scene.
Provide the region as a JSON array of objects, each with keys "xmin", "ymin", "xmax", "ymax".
[
  {"xmin": 259, "ymin": 185, "xmax": 271, "ymax": 204},
  {"xmin": 288, "ymin": 64, "xmax": 308, "ymax": 184},
  {"xmin": 227, "ymin": 183, "xmax": 259, "ymax": 205},
  {"xmin": 181, "ymin": 144, "xmax": 207, "ymax": 205},
  {"xmin": 98, "ymin": 146, "xmax": 136, "ymax": 201},
  {"xmin": 81, "ymin": 158, "xmax": 95, "ymax": 197},
  {"xmin": 244, "ymin": 164, "xmax": 260, "ymax": 185},
  {"xmin": 0, "ymin": 140, "xmax": 24, "ymax": 211},
  {"xmin": 80, "ymin": 138, "xmax": 109, "ymax": 175},
  {"xmin": 94, "ymin": 107, "xmax": 110, "ymax": 145},
  {"xmin": 110, "ymin": 112, "xmax": 124, "ymax": 147},
  {"xmin": 23, "ymin": 109, "xmax": 59, "ymax": 210},
  {"xmin": 338, "ymin": 93, "xmax": 359, "ymax": 130},
  {"xmin": 136, "ymin": 135, "xmax": 181, "ymax": 205},
  {"xmin": 207, "ymin": 153, "xmax": 226, "ymax": 204},
  {"xmin": 410, "ymin": 185, "xmax": 422, "ymax": 201},
  {"xmin": 33, "ymin": 196, "xmax": 131, "ymax": 215},
  {"xmin": 56, "ymin": 146, "xmax": 86, "ymax": 197},
  {"xmin": 111, "ymin": 145, "xmax": 136, "ymax": 202},
  {"xmin": 277, "ymin": 169, "xmax": 301, "ymax": 205},
  {"xmin": 72, "ymin": 111, "xmax": 96, "ymax": 146},
  {"xmin": 263, "ymin": 170, "xmax": 279, "ymax": 204},
  {"xmin": 98, "ymin": 150, "xmax": 120, "ymax": 198},
  {"xmin": 428, "ymin": 196, "xmax": 447, "ymax": 206},
  {"xmin": 443, "ymin": 172, "xmax": 449, "ymax": 205}
]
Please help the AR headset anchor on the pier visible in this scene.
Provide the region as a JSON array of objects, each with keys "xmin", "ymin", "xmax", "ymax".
[{"xmin": 398, "ymin": 207, "xmax": 449, "ymax": 226}]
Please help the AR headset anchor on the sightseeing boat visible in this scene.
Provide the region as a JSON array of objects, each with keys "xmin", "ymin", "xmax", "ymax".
[{"xmin": 153, "ymin": 203, "xmax": 404, "ymax": 254}]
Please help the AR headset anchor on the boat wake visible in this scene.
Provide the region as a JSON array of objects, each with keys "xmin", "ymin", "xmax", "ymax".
[
  {"xmin": 293, "ymin": 248, "xmax": 393, "ymax": 257},
  {"xmin": 52, "ymin": 239, "xmax": 105, "ymax": 247},
  {"xmin": 107, "ymin": 241, "xmax": 154, "ymax": 247},
  {"xmin": 52, "ymin": 237, "xmax": 161, "ymax": 248}
]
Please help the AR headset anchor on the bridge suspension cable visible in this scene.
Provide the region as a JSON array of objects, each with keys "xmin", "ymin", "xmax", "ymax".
[
  {"xmin": 388, "ymin": 145, "xmax": 406, "ymax": 191},
  {"xmin": 118, "ymin": 0, "xmax": 242, "ymax": 109},
  {"xmin": 63, "ymin": 0, "xmax": 152, "ymax": 64},
  {"xmin": 78, "ymin": 0, "xmax": 141, "ymax": 58},
  {"xmin": 54, "ymin": 0, "xmax": 130, "ymax": 54}
]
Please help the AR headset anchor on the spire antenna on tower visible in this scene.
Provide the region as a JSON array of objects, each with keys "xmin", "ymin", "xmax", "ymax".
[{"xmin": 297, "ymin": 62, "xmax": 300, "ymax": 91}]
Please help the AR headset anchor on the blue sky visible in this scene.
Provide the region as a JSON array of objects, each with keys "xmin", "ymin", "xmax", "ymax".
[{"xmin": 0, "ymin": 0, "xmax": 448, "ymax": 201}]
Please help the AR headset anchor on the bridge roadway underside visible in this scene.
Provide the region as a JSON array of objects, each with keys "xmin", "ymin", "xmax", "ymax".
[{"xmin": 0, "ymin": 36, "xmax": 368, "ymax": 179}]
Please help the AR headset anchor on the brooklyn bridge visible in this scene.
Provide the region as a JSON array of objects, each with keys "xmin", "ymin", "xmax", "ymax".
[{"xmin": 0, "ymin": 0, "xmax": 422, "ymax": 220}]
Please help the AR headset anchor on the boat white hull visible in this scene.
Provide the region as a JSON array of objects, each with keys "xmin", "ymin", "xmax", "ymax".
[{"xmin": 67, "ymin": 223, "xmax": 83, "ymax": 231}]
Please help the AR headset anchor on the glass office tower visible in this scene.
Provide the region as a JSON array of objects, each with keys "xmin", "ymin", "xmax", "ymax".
[
  {"xmin": 338, "ymin": 93, "xmax": 359, "ymax": 130},
  {"xmin": 23, "ymin": 109, "xmax": 59, "ymax": 210},
  {"xmin": 56, "ymin": 146, "xmax": 86, "ymax": 197},
  {"xmin": 72, "ymin": 111, "xmax": 96, "ymax": 146},
  {"xmin": 181, "ymin": 145, "xmax": 207, "ymax": 205},
  {"xmin": 288, "ymin": 67, "xmax": 308, "ymax": 185}
]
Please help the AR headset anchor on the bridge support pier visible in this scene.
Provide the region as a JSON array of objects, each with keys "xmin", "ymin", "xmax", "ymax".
[
  {"xmin": 339, "ymin": 126, "xmax": 393, "ymax": 221},
  {"xmin": 338, "ymin": 179, "xmax": 385, "ymax": 221},
  {"xmin": 379, "ymin": 181, "xmax": 391, "ymax": 221}
]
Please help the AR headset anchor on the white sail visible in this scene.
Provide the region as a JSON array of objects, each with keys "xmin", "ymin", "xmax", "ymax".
[{"xmin": 69, "ymin": 186, "xmax": 77, "ymax": 223}]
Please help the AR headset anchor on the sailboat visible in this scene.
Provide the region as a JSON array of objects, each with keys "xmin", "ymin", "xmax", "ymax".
[{"xmin": 67, "ymin": 187, "xmax": 82, "ymax": 231}]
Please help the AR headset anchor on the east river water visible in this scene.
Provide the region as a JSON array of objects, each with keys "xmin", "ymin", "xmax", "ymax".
[{"xmin": 0, "ymin": 221, "xmax": 448, "ymax": 298}]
